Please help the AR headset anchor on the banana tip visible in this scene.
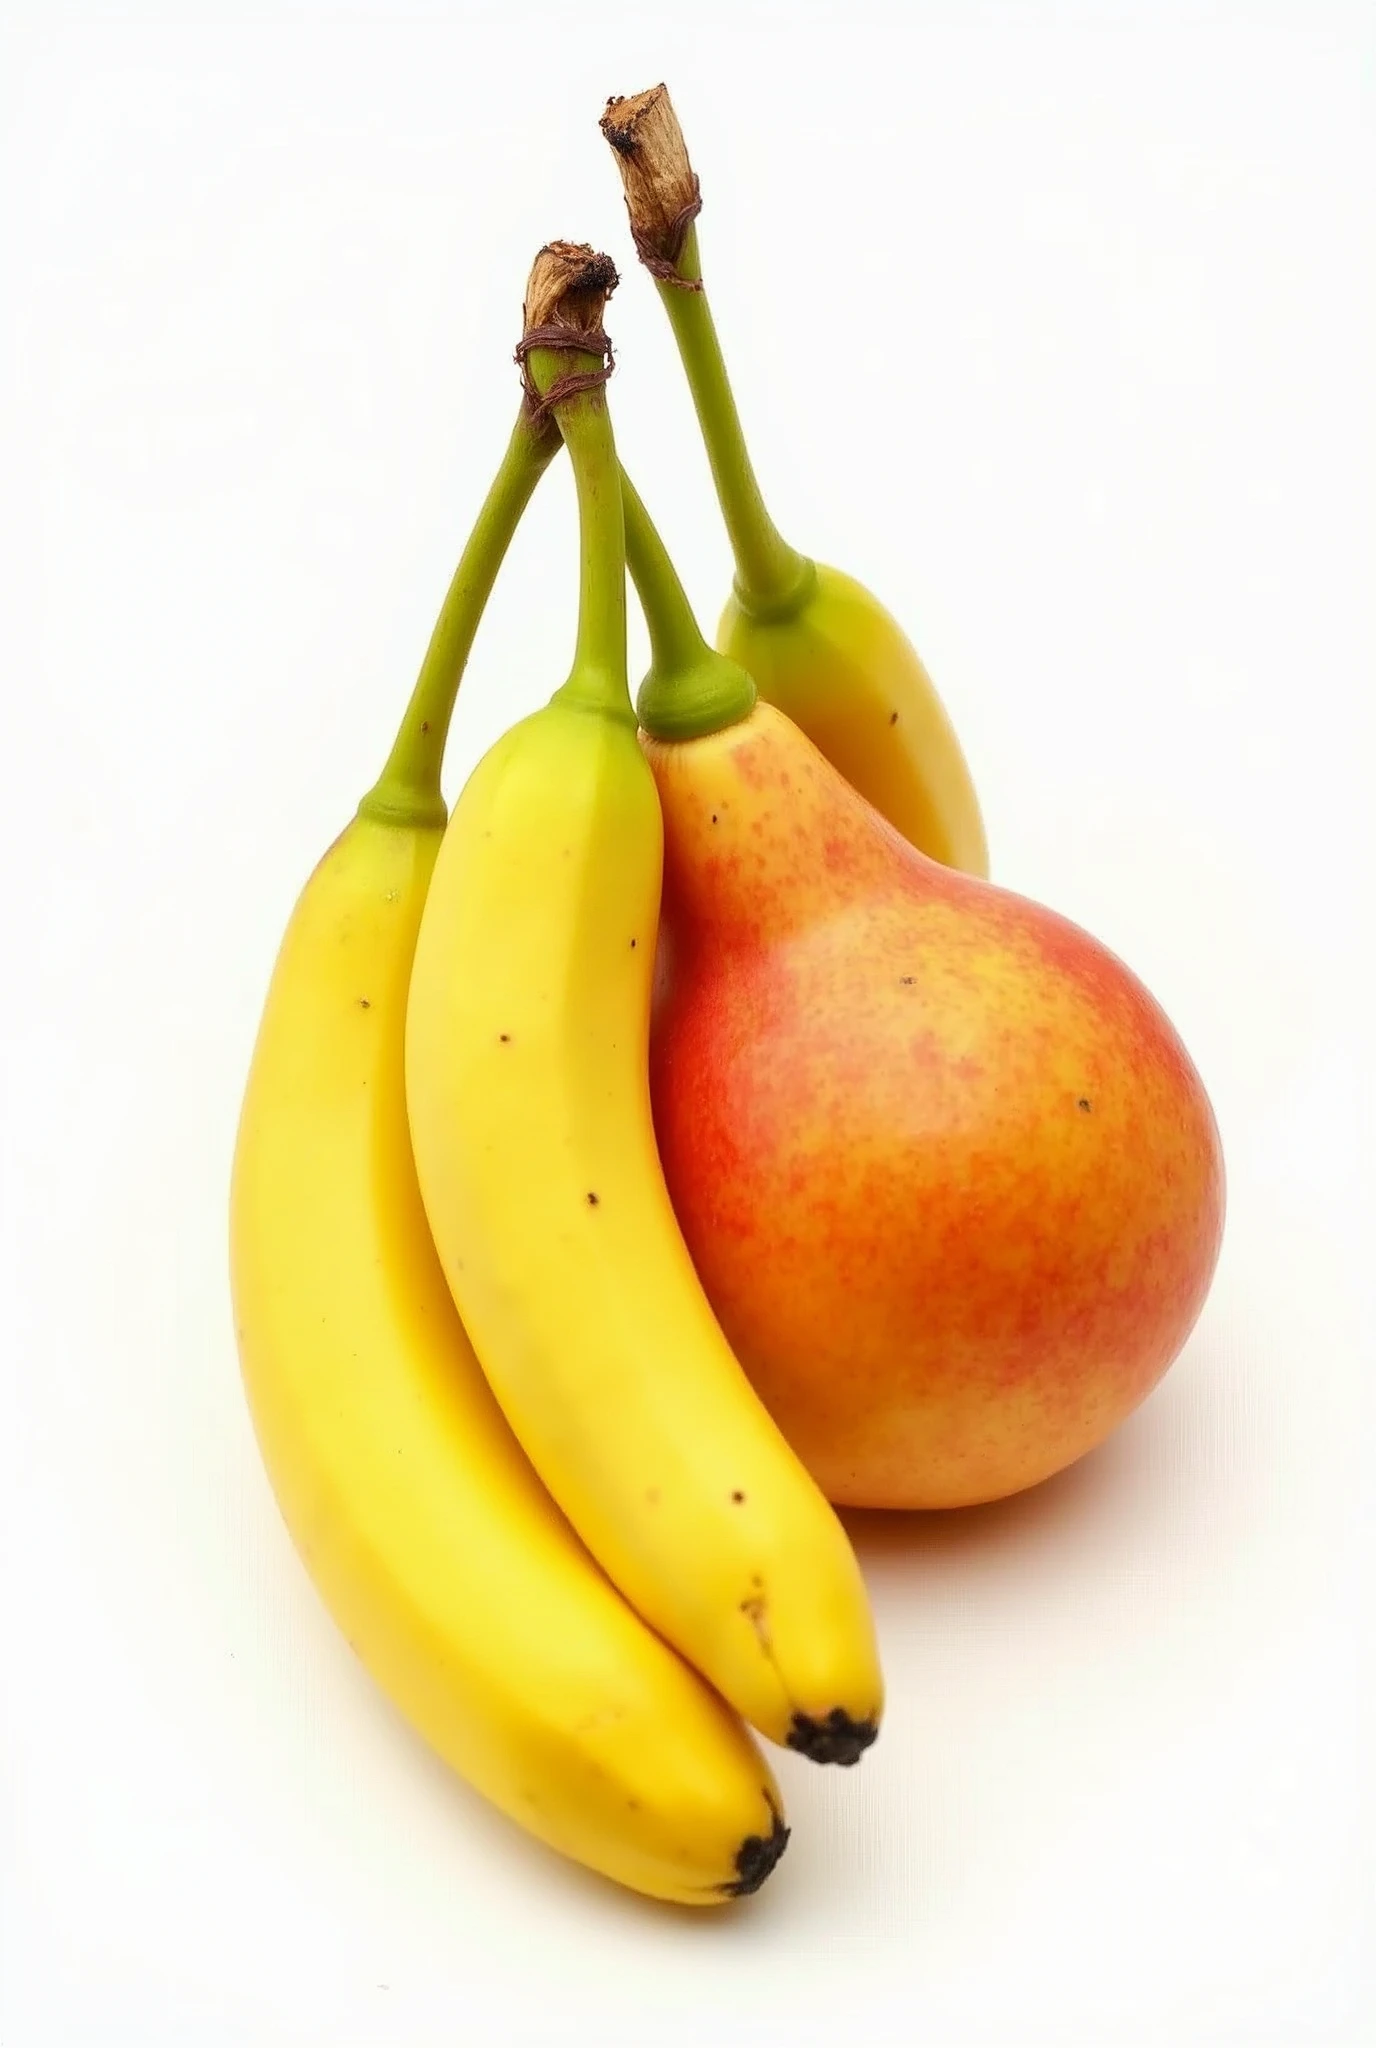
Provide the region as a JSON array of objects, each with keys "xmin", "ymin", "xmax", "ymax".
[
  {"xmin": 720, "ymin": 1792, "xmax": 790, "ymax": 1898},
  {"xmin": 786, "ymin": 1708, "xmax": 879, "ymax": 1768}
]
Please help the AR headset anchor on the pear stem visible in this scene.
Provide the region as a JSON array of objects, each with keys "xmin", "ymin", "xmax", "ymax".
[
  {"xmin": 619, "ymin": 465, "xmax": 756, "ymax": 742},
  {"xmin": 620, "ymin": 466, "xmax": 710, "ymax": 676},
  {"xmin": 359, "ymin": 409, "xmax": 557, "ymax": 828}
]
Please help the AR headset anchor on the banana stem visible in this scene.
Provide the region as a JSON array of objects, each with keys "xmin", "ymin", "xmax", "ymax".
[
  {"xmin": 657, "ymin": 225, "xmax": 813, "ymax": 619},
  {"xmin": 359, "ymin": 409, "xmax": 558, "ymax": 827},
  {"xmin": 532, "ymin": 361, "xmax": 634, "ymax": 724}
]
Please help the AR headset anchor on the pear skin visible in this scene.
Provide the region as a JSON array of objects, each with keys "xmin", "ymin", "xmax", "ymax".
[
  {"xmin": 718, "ymin": 565, "xmax": 990, "ymax": 879},
  {"xmin": 643, "ymin": 705, "xmax": 1224, "ymax": 1510}
]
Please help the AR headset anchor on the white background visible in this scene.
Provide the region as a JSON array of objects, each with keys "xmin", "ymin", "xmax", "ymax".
[{"xmin": 2, "ymin": 3, "xmax": 1373, "ymax": 2043}]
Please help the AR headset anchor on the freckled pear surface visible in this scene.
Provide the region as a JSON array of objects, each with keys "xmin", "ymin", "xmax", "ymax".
[{"xmin": 643, "ymin": 705, "xmax": 1225, "ymax": 1510}]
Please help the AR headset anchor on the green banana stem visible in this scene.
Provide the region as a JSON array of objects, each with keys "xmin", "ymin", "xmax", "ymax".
[
  {"xmin": 359, "ymin": 409, "xmax": 558, "ymax": 828},
  {"xmin": 527, "ymin": 352, "xmax": 635, "ymax": 725},
  {"xmin": 657, "ymin": 225, "xmax": 814, "ymax": 621},
  {"xmin": 620, "ymin": 467, "xmax": 755, "ymax": 742}
]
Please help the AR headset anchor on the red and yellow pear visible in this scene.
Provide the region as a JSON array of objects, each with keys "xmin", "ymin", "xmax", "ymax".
[{"xmin": 623, "ymin": 485, "xmax": 1225, "ymax": 1512}]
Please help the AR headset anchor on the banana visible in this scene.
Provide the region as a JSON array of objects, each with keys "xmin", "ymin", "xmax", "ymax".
[
  {"xmin": 600, "ymin": 83, "xmax": 989, "ymax": 876},
  {"xmin": 406, "ymin": 700, "xmax": 883, "ymax": 1761},
  {"xmin": 406, "ymin": 252, "xmax": 883, "ymax": 1765},
  {"xmin": 229, "ymin": 409, "xmax": 787, "ymax": 1907}
]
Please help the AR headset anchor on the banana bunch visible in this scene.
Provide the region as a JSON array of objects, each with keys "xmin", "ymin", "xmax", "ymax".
[
  {"xmin": 232, "ymin": 95, "xmax": 987, "ymax": 1909},
  {"xmin": 231, "ymin": 433, "xmax": 800, "ymax": 1905}
]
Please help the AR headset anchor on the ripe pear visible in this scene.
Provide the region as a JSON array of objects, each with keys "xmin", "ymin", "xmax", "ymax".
[{"xmin": 642, "ymin": 704, "xmax": 1224, "ymax": 1510}]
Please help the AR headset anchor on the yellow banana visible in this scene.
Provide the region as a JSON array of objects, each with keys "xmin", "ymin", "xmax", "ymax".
[
  {"xmin": 406, "ymin": 249, "xmax": 883, "ymax": 1764},
  {"xmin": 600, "ymin": 84, "xmax": 989, "ymax": 875},
  {"xmin": 229, "ymin": 409, "xmax": 787, "ymax": 1907}
]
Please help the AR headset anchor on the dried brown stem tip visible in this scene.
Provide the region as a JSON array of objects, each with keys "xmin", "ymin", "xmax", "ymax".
[
  {"xmin": 521, "ymin": 241, "xmax": 619, "ymax": 345},
  {"xmin": 600, "ymin": 86, "xmax": 702, "ymax": 285},
  {"xmin": 516, "ymin": 242, "xmax": 618, "ymax": 420}
]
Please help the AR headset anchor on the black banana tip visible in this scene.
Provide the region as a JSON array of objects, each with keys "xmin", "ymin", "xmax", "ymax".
[
  {"xmin": 786, "ymin": 1708, "xmax": 879, "ymax": 1767},
  {"xmin": 721, "ymin": 1794, "xmax": 790, "ymax": 1897}
]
